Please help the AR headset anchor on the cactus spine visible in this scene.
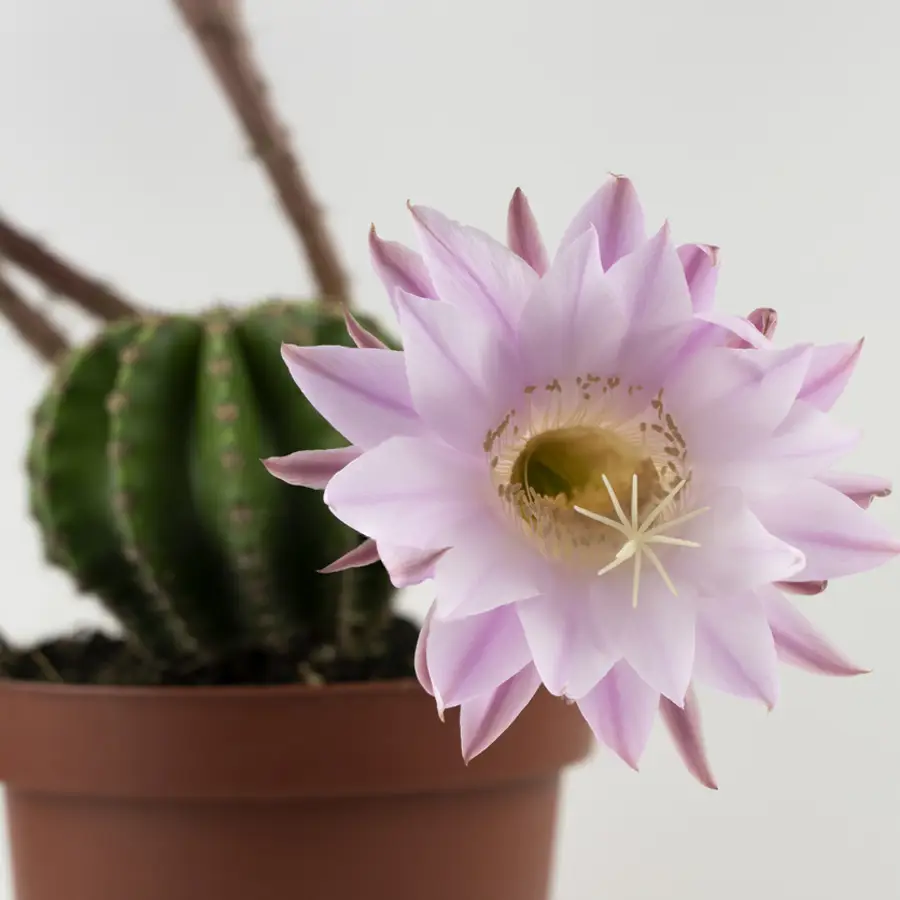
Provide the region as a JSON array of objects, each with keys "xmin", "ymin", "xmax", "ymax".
[{"xmin": 26, "ymin": 300, "xmax": 393, "ymax": 664}]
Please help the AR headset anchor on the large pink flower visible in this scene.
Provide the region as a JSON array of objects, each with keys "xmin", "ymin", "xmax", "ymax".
[{"xmin": 265, "ymin": 176, "xmax": 897, "ymax": 787}]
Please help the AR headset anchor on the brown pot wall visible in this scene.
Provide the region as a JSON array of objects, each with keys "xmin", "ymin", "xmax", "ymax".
[{"xmin": 0, "ymin": 678, "xmax": 592, "ymax": 900}]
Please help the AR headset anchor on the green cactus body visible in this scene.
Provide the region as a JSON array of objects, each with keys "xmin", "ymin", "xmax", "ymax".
[{"xmin": 26, "ymin": 301, "xmax": 395, "ymax": 664}]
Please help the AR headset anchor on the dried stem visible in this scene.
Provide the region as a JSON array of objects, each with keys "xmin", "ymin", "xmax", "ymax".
[
  {"xmin": 0, "ymin": 268, "xmax": 69, "ymax": 362},
  {"xmin": 173, "ymin": 0, "xmax": 350, "ymax": 307},
  {"xmin": 0, "ymin": 213, "xmax": 140, "ymax": 322}
]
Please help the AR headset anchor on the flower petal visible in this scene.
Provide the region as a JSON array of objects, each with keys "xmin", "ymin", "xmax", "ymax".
[
  {"xmin": 369, "ymin": 225, "xmax": 435, "ymax": 306},
  {"xmin": 262, "ymin": 446, "xmax": 361, "ymax": 489},
  {"xmin": 343, "ymin": 306, "xmax": 387, "ymax": 349},
  {"xmin": 516, "ymin": 226, "xmax": 626, "ymax": 384},
  {"xmin": 606, "ymin": 223, "xmax": 693, "ymax": 332},
  {"xmin": 318, "ymin": 538, "xmax": 380, "ymax": 574},
  {"xmin": 694, "ymin": 593, "xmax": 780, "ymax": 708},
  {"xmin": 433, "ymin": 518, "xmax": 541, "ymax": 619},
  {"xmin": 777, "ymin": 579, "xmax": 828, "ymax": 596},
  {"xmin": 659, "ymin": 688, "xmax": 718, "ymax": 789},
  {"xmin": 517, "ymin": 590, "xmax": 614, "ymax": 699},
  {"xmin": 409, "ymin": 204, "xmax": 538, "ymax": 333},
  {"xmin": 752, "ymin": 479, "xmax": 900, "ymax": 581},
  {"xmin": 723, "ymin": 307, "xmax": 778, "ymax": 349},
  {"xmin": 619, "ymin": 578, "xmax": 697, "ymax": 705},
  {"xmin": 394, "ymin": 290, "xmax": 511, "ymax": 449},
  {"xmin": 669, "ymin": 487, "xmax": 806, "ymax": 595},
  {"xmin": 414, "ymin": 604, "xmax": 436, "ymax": 697},
  {"xmin": 323, "ymin": 435, "xmax": 484, "ymax": 548},
  {"xmin": 559, "ymin": 174, "xmax": 646, "ymax": 270},
  {"xmin": 760, "ymin": 585, "xmax": 867, "ymax": 677},
  {"xmin": 747, "ymin": 307, "xmax": 778, "ymax": 340},
  {"xmin": 426, "ymin": 606, "xmax": 532, "ymax": 708},
  {"xmin": 677, "ymin": 243, "xmax": 718, "ymax": 313},
  {"xmin": 818, "ymin": 471, "xmax": 893, "ymax": 508},
  {"xmin": 460, "ymin": 664, "xmax": 542, "ymax": 762},
  {"xmin": 507, "ymin": 188, "xmax": 549, "ymax": 275},
  {"xmin": 669, "ymin": 344, "xmax": 813, "ymax": 465},
  {"xmin": 281, "ymin": 344, "xmax": 420, "ymax": 448},
  {"xmin": 746, "ymin": 400, "xmax": 860, "ymax": 481},
  {"xmin": 798, "ymin": 339, "xmax": 864, "ymax": 411},
  {"xmin": 376, "ymin": 542, "xmax": 447, "ymax": 588},
  {"xmin": 577, "ymin": 661, "xmax": 658, "ymax": 770}
]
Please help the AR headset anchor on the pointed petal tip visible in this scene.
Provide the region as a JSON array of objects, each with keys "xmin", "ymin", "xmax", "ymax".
[{"xmin": 317, "ymin": 539, "xmax": 381, "ymax": 574}]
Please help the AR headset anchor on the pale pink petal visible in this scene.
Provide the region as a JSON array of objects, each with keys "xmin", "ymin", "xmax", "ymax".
[
  {"xmin": 694, "ymin": 594, "xmax": 779, "ymax": 708},
  {"xmin": 460, "ymin": 664, "xmax": 542, "ymax": 762},
  {"xmin": 262, "ymin": 446, "xmax": 361, "ymax": 489},
  {"xmin": 577, "ymin": 662, "xmax": 658, "ymax": 770},
  {"xmin": 818, "ymin": 471, "xmax": 893, "ymax": 508},
  {"xmin": 376, "ymin": 542, "xmax": 447, "ymax": 588},
  {"xmin": 618, "ymin": 578, "xmax": 697, "ymax": 705},
  {"xmin": 409, "ymin": 204, "xmax": 538, "ymax": 333},
  {"xmin": 777, "ymin": 579, "xmax": 828, "ymax": 596},
  {"xmin": 394, "ymin": 291, "xmax": 511, "ymax": 448},
  {"xmin": 425, "ymin": 605, "xmax": 533, "ymax": 708},
  {"xmin": 671, "ymin": 488, "xmax": 806, "ymax": 594},
  {"xmin": 516, "ymin": 226, "xmax": 626, "ymax": 384},
  {"xmin": 318, "ymin": 538, "xmax": 380, "ymax": 574},
  {"xmin": 606, "ymin": 223, "xmax": 693, "ymax": 332},
  {"xmin": 677, "ymin": 243, "xmax": 718, "ymax": 313},
  {"xmin": 745, "ymin": 400, "xmax": 860, "ymax": 481},
  {"xmin": 433, "ymin": 519, "xmax": 541, "ymax": 619},
  {"xmin": 507, "ymin": 188, "xmax": 549, "ymax": 275},
  {"xmin": 323, "ymin": 435, "xmax": 485, "ymax": 549},
  {"xmin": 616, "ymin": 318, "xmax": 697, "ymax": 403},
  {"xmin": 669, "ymin": 344, "xmax": 813, "ymax": 464},
  {"xmin": 659, "ymin": 688, "xmax": 718, "ymax": 789},
  {"xmin": 343, "ymin": 306, "xmax": 387, "ymax": 349},
  {"xmin": 747, "ymin": 307, "xmax": 778, "ymax": 339},
  {"xmin": 414, "ymin": 604, "xmax": 436, "ymax": 697},
  {"xmin": 369, "ymin": 225, "xmax": 435, "ymax": 305},
  {"xmin": 752, "ymin": 479, "xmax": 900, "ymax": 581},
  {"xmin": 724, "ymin": 307, "xmax": 778, "ymax": 349},
  {"xmin": 695, "ymin": 308, "xmax": 774, "ymax": 351},
  {"xmin": 559, "ymin": 174, "xmax": 646, "ymax": 270},
  {"xmin": 760, "ymin": 586, "xmax": 867, "ymax": 677},
  {"xmin": 517, "ymin": 591, "xmax": 614, "ymax": 699},
  {"xmin": 798, "ymin": 339, "xmax": 864, "ymax": 411},
  {"xmin": 281, "ymin": 345, "xmax": 420, "ymax": 448}
]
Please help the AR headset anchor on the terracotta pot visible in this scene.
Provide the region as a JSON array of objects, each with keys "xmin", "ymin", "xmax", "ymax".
[{"xmin": 0, "ymin": 678, "xmax": 592, "ymax": 900}]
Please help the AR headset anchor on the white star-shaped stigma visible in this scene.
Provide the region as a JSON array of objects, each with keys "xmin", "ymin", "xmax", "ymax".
[{"xmin": 574, "ymin": 474, "xmax": 709, "ymax": 608}]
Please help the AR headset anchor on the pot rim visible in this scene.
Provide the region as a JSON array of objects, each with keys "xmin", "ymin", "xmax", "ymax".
[
  {"xmin": 0, "ymin": 676, "xmax": 593, "ymax": 800},
  {"xmin": 0, "ymin": 673, "xmax": 423, "ymax": 700}
]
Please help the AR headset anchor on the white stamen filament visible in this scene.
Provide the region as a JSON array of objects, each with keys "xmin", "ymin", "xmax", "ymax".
[{"xmin": 574, "ymin": 474, "xmax": 708, "ymax": 608}]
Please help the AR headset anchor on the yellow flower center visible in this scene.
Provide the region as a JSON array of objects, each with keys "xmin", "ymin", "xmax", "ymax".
[{"xmin": 486, "ymin": 373, "xmax": 695, "ymax": 576}]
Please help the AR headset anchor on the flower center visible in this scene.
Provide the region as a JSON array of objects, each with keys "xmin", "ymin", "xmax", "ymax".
[
  {"xmin": 486, "ymin": 373, "xmax": 695, "ymax": 576},
  {"xmin": 510, "ymin": 425, "xmax": 660, "ymax": 523}
]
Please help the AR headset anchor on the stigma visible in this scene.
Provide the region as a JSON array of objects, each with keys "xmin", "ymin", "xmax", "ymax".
[{"xmin": 575, "ymin": 474, "xmax": 708, "ymax": 607}]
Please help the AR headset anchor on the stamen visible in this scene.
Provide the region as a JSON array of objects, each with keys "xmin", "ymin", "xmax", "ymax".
[{"xmin": 574, "ymin": 475, "xmax": 709, "ymax": 608}]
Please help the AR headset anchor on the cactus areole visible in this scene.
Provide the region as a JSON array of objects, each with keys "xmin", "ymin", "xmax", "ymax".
[{"xmin": 18, "ymin": 300, "xmax": 411, "ymax": 685}]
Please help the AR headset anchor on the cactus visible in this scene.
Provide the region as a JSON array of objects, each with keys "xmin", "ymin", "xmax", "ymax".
[{"xmin": 26, "ymin": 300, "xmax": 395, "ymax": 668}]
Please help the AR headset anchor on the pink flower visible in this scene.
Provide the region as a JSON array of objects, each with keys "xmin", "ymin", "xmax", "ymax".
[{"xmin": 265, "ymin": 175, "xmax": 897, "ymax": 786}]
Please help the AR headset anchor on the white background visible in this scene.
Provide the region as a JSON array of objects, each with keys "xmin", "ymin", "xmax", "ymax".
[{"xmin": 1, "ymin": 1, "xmax": 899, "ymax": 898}]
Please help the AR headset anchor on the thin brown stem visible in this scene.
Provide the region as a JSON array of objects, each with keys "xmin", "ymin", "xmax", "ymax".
[
  {"xmin": 173, "ymin": 0, "xmax": 350, "ymax": 307},
  {"xmin": 0, "ymin": 268, "xmax": 69, "ymax": 363},
  {"xmin": 0, "ymin": 213, "xmax": 140, "ymax": 322}
]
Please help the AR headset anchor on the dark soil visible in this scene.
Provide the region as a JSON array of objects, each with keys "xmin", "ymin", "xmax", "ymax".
[{"xmin": 0, "ymin": 615, "xmax": 419, "ymax": 687}]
